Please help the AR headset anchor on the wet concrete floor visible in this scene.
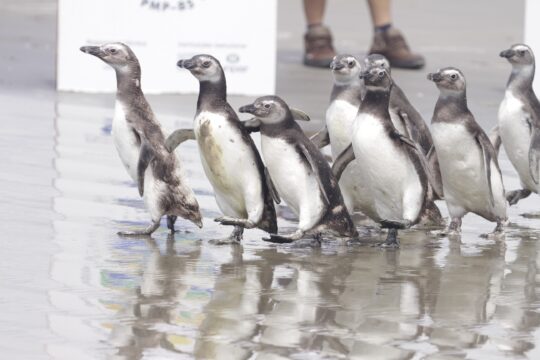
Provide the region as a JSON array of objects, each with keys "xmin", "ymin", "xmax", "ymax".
[{"xmin": 2, "ymin": 0, "xmax": 540, "ymax": 359}]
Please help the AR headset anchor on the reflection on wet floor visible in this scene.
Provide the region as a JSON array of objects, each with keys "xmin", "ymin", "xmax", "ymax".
[{"xmin": 4, "ymin": 94, "xmax": 540, "ymax": 359}]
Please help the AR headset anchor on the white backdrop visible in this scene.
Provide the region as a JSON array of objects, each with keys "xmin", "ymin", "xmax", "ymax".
[
  {"xmin": 525, "ymin": 0, "xmax": 540, "ymax": 94},
  {"xmin": 57, "ymin": 0, "xmax": 277, "ymax": 95}
]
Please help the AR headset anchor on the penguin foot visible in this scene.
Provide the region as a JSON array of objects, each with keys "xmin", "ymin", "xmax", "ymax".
[
  {"xmin": 346, "ymin": 236, "xmax": 364, "ymax": 246},
  {"xmin": 290, "ymin": 237, "xmax": 322, "ymax": 248},
  {"xmin": 374, "ymin": 228, "xmax": 400, "ymax": 248},
  {"xmin": 480, "ymin": 222, "xmax": 505, "ymax": 239},
  {"xmin": 214, "ymin": 216, "xmax": 255, "ymax": 229},
  {"xmin": 118, "ymin": 220, "xmax": 160, "ymax": 237},
  {"xmin": 437, "ymin": 217, "xmax": 462, "ymax": 237},
  {"xmin": 209, "ymin": 226, "xmax": 244, "ymax": 245},
  {"xmin": 506, "ymin": 189, "xmax": 532, "ymax": 206},
  {"xmin": 380, "ymin": 219, "xmax": 411, "ymax": 230},
  {"xmin": 167, "ymin": 215, "xmax": 178, "ymax": 233},
  {"xmin": 263, "ymin": 230, "xmax": 305, "ymax": 244}
]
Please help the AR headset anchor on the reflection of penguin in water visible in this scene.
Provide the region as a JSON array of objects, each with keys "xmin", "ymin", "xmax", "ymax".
[
  {"xmin": 80, "ymin": 43, "xmax": 202, "ymax": 235},
  {"xmin": 333, "ymin": 66, "xmax": 438, "ymax": 247},
  {"xmin": 494, "ymin": 44, "xmax": 540, "ymax": 205},
  {"xmin": 239, "ymin": 96, "xmax": 357, "ymax": 245},
  {"xmin": 428, "ymin": 67, "xmax": 507, "ymax": 236},
  {"xmin": 165, "ymin": 54, "xmax": 277, "ymax": 244}
]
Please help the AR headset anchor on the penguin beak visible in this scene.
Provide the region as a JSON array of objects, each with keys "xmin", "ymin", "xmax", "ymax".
[
  {"xmin": 359, "ymin": 70, "xmax": 369, "ymax": 79},
  {"xmin": 500, "ymin": 49, "xmax": 515, "ymax": 59},
  {"xmin": 330, "ymin": 62, "xmax": 344, "ymax": 71},
  {"xmin": 427, "ymin": 72, "xmax": 442, "ymax": 82},
  {"xmin": 80, "ymin": 46, "xmax": 103, "ymax": 57},
  {"xmin": 239, "ymin": 104, "xmax": 256, "ymax": 115},
  {"xmin": 177, "ymin": 59, "xmax": 196, "ymax": 70}
]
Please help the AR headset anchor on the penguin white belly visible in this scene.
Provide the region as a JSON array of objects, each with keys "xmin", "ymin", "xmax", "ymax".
[
  {"xmin": 261, "ymin": 136, "xmax": 325, "ymax": 231},
  {"xmin": 112, "ymin": 101, "xmax": 140, "ymax": 181},
  {"xmin": 326, "ymin": 100, "xmax": 363, "ymax": 212},
  {"xmin": 498, "ymin": 91, "xmax": 538, "ymax": 192},
  {"xmin": 351, "ymin": 114, "xmax": 422, "ymax": 222},
  {"xmin": 194, "ymin": 111, "xmax": 263, "ymax": 219},
  {"xmin": 432, "ymin": 122, "xmax": 505, "ymax": 219}
]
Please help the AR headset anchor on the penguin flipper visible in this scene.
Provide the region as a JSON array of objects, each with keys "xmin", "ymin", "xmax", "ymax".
[
  {"xmin": 298, "ymin": 143, "xmax": 330, "ymax": 206},
  {"xmin": 392, "ymin": 130, "xmax": 444, "ymax": 200},
  {"xmin": 242, "ymin": 118, "xmax": 261, "ymax": 133},
  {"xmin": 165, "ymin": 129, "xmax": 195, "ymax": 153},
  {"xmin": 475, "ymin": 134, "xmax": 496, "ymax": 207},
  {"xmin": 332, "ymin": 143, "xmax": 355, "ymax": 181},
  {"xmin": 489, "ymin": 125, "xmax": 502, "ymax": 156},
  {"xmin": 137, "ymin": 141, "xmax": 155, "ymax": 196},
  {"xmin": 264, "ymin": 167, "xmax": 281, "ymax": 204},
  {"xmin": 529, "ymin": 126, "xmax": 540, "ymax": 184},
  {"xmin": 290, "ymin": 108, "xmax": 311, "ymax": 121},
  {"xmin": 310, "ymin": 126, "xmax": 330, "ymax": 149}
]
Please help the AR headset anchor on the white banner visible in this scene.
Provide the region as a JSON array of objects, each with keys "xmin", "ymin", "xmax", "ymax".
[{"xmin": 57, "ymin": 0, "xmax": 277, "ymax": 95}]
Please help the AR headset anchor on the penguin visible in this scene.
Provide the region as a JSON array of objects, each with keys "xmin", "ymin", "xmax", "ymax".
[
  {"xmin": 331, "ymin": 66, "xmax": 437, "ymax": 247},
  {"xmin": 80, "ymin": 43, "xmax": 202, "ymax": 235},
  {"xmin": 166, "ymin": 54, "xmax": 277, "ymax": 244},
  {"xmin": 238, "ymin": 96, "xmax": 357, "ymax": 244},
  {"xmin": 427, "ymin": 67, "xmax": 507, "ymax": 236},
  {"xmin": 364, "ymin": 54, "xmax": 444, "ymax": 203},
  {"xmin": 309, "ymin": 55, "xmax": 365, "ymax": 214},
  {"xmin": 494, "ymin": 44, "xmax": 540, "ymax": 205}
]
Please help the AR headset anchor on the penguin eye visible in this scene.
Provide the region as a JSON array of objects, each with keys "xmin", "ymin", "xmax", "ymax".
[
  {"xmin": 378, "ymin": 71, "xmax": 385, "ymax": 77},
  {"xmin": 348, "ymin": 60, "xmax": 355, "ymax": 67},
  {"xmin": 519, "ymin": 50, "xmax": 526, "ymax": 56},
  {"xmin": 202, "ymin": 61, "xmax": 211, "ymax": 68},
  {"xmin": 264, "ymin": 103, "xmax": 271, "ymax": 109},
  {"xmin": 450, "ymin": 74, "xmax": 457, "ymax": 80},
  {"xmin": 109, "ymin": 48, "xmax": 117, "ymax": 54}
]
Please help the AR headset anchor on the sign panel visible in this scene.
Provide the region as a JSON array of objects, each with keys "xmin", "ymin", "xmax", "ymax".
[{"xmin": 57, "ymin": 0, "xmax": 277, "ymax": 95}]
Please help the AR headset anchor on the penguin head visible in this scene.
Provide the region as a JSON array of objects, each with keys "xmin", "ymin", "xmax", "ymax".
[
  {"xmin": 239, "ymin": 96, "xmax": 290, "ymax": 125},
  {"xmin": 330, "ymin": 55, "xmax": 362, "ymax": 84},
  {"xmin": 359, "ymin": 66, "xmax": 392, "ymax": 91},
  {"xmin": 177, "ymin": 54, "xmax": 223, "ymax": 82},
  {"xmin": 500, "ymin": 44, "xmax": 535, "ymax": 67},
  {"xmin": 80, "ymin": 43, "xmax": 139, "ymax": 72},
  {"xmin": 364, "ymin": 54, "xmax": 391, "ymax": 74},
  {"xmin": 427, "ymin": 67, "xmax": 466, "ymax": 93}
]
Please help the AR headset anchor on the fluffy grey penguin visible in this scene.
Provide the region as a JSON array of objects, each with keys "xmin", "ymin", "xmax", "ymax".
[
  {"xmin": 239, "ymin": 96, "xmax": 358, "ymax": 244},
  {"xmin": 494, "ymin": 44, "xmax": 540, "ymax": 205},
  {"xmin": 80, "ymin": 43, "xmax": 202, "ymax": 235},
  {"xmin": 428, "ymin": 67, "xmax": 507, "ymax": 236},
  {"xmin": 364, "ymin": 54, "xmax": 444, "ymax": 203},
  {"xmin": 310, "ymin": 55, "xmax": 365, "ymax": 214},
  {"xmin": 332, "ymin": 66, "xmax": 437, "ymax": 247},
  {"xmin": 166, "ymin": 54, "xmax": 277, "ymax": 244}
]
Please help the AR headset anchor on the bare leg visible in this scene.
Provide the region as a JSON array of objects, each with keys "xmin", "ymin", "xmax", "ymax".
[
  {"xmin": 118, "ymin": 219, "xmax": 161, "ymax": 237},
  {"xmin": 506, "ymin": 189, "xmax": 532, "ymax": 206},
  {"xmin": 303, "ymin": 0, "xmax": 326, "ymax": 26},
  {"xmin": 380, "ymin": 228, "xmax": 399, "ymax": 248},
  {"xmin": 367, "ymin": 0, "xmax": 392, "ymax": 27}
]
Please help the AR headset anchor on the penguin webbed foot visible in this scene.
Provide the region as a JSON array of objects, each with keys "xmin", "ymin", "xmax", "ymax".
[
  {"xmin": 209, "ymin": 226, "xmax": 243, "ymax": 245},
  {"xmin": 214, "ymin": 216, "xmax": 255, "ymax": 229},
  {"xmin": 375, "ymin": 228, "xmax": 400, "ymax": 248},
  {"xmin": 480, "ymin": 221, "xmax": 506, "ymax": 239},
  {"xmin": 506, "ymin": 189, "xmax": 532, "ymax": 206},
  {"xmin": 263, "ymin": 230, "xmax": 305, "ymax": 244},
  {"xmin": 437, "ymin": 217, "xmax": 462, "ymax": 237},
  {"xmin": 118, "ymin": 220, "xmax": 161, "ymax": 237}
]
